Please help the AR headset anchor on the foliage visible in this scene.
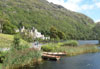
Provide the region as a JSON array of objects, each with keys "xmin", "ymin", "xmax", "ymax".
[
  {"xmin": 62, "ymin": 40, "xmax": 79, "ymax": 46},
  {"xmin": 0, "ymin": 19, "xmax": 16, "ymax": 34},
  {"xmin": 3, "ymin": 48, "xmax": 41, "ymax": 69},
  {"xmin": 50, "ymin": 26, "xmax": 58, "ymax": 39},
  {"xmin": 42, "ymin": 43, "xmax": 60, "ymax": 52},
  {"xmin": 2, "ymin": 35, "xmax": 41, "ymax": 68},
  {"xmin": 0, "ymin": 51, "xmax": 8, "ymax": 64},
  {"xmin": 0, "ymin": 0, "xmax": 95, "ymax": 40},
  {"xmin": 2, "ymin": 21, "xmax": 16, "ymax": 34},
  {"xmin": 49, "ymin": 26, "xmax": 66, "ymax": 40},
  {"xmin": 57, "ymin": 31, "xmax": 66, "ymax": 39},
  {"xmin": 13, "ymin": 35, "xmax": 20, "ymax": 50},
  {"xmin": 93, "ymin": 22, "xmax": 100, "ymax": 40},
  {"xmin": 0, "ymin": 34, "xmax": 30, "ymax": 48}
]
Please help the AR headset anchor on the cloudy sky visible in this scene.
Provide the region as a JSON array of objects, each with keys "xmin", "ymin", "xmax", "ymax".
[{"xmin": 47, "ymin": 0, "xmax": 100, "ymax": 22}]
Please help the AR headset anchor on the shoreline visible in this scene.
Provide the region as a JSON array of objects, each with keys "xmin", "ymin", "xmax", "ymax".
[
  {"xmin": 42, "ymin": 44, "xmax": 99, "ymax": 56},
  {"xmin": 0, "ymin": 44, "xmax": 100, "ymax": 68}
]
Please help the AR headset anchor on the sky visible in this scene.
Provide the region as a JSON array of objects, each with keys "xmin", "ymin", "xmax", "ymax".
[{"xmin": 47, "ymin": 0, "xmax": 100, "ymax": 22}]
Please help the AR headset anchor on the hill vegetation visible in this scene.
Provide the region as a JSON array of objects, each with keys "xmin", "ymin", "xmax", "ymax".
[
  {"xmin": 93, "ymin": 22, "xmax": 100, "ymax": 40},
  {"xmin": 0, "ymin": 0, "xmax": 96, "ymax": 40}
]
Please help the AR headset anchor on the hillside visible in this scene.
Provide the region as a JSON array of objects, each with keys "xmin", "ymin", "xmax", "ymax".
[
  {"xmin": 93, "ymin": 22, "xmax": 100, "ymax": 40},
  {"xmin": 0, "ymin": 0, "xmax": 95, "ymax": 39},
  {"xmin": 0, "ymin": 34, "xmax": 29, "ymax": 48}
]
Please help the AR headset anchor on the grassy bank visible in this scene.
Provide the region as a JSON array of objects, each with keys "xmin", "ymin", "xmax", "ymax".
[
  {"xmin": 55, "ymin": 45, "xmax": 98, "ymax": 56},
  {"xmin": 0, "ymin": 34, "xmax": 29, "ymax": 48},
  {"xmin": 42, "ymin": 42, "xmax": 99, "ymax": 56},
  {"xmin": 2, "ymin": 48, "xmax": 42, "ymax": 69},
  {"xmin": 0, "ymin": 34, "xmax": 41, "ymax": 69}
]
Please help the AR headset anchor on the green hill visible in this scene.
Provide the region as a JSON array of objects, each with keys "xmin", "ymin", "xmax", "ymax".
[
  {"xmin": 0, "ymin": 34, "xmax": 29, "ymax": 48},
  {"xmin": 93, "ymin": 22, "xmax": 100, "ymax": 40},
  {"xmin": 0, "ymin": 0, "xmax": 95, "ymax": 39}
]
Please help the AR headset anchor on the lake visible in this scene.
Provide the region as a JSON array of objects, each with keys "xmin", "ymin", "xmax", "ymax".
[
  {"xmin": 78, "ymin": 40, "xmax": 99, "ymax": 45},
  {"xmin": 32, "ymin": 53, "xmax": 100, "ymax": 69},
  {"xmin": 27, "ymin": 40, "xmax": 100, "ymax": 69}
]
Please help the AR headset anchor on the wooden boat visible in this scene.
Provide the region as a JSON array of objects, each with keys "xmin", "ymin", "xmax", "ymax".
[
  {"xmin": 43, "ymin": 52, "xmax": 66, "ymax": 56},
  {"xmin": 42, "ymin": 54, "xmax": 60, "ymax": 61}
]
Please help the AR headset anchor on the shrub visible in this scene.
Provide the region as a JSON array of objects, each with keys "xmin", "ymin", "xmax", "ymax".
[
  {"xmin": 62, "ymin": 40, "xmax": 79, "ymax": 46},
  {"xmin": 0, "ymin": 51, "xmax": 8, "ymax": 63},
  {"xmin": 41, "ymin": 43, "xmax": 60, "ymax": 52},
  {"xmin": 42, "ymin": 45, "xmax": 53, "ymax": 52},
  {"xmin": 13, "ymin": 35, "xmax": 20, "ymax": 50},
  {"xmin": 13, "ymin": 34, "xmax": 29, "ymax": 50}
]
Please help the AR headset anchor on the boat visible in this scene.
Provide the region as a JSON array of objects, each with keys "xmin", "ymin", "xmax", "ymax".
[
  {"xmin": 43, "ymin": 52, "xmax": 66, "ymax": 56},
  {"xmin": 42, "ymin": 54, "xmax": 60, "ymax": 61}
]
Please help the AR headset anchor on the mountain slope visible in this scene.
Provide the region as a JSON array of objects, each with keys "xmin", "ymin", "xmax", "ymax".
[
  {"xmin": 0, "ymin": 0, "xmax": 95, "ymax": 39},
  {"xmin": 93, "ymin": 22, "xmax": 100, "ymax": 40}
]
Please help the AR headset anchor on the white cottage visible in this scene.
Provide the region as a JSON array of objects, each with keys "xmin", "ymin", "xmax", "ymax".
[
  {"xmin": 21, "ymin": 26, "xmax": 25, "ymax": 32},
  {"xmin": 19, "ymin": 26, "xmax": 47, "ymax": 40},
  {"xmin": 32, "ymin": 27, "xmax": 45, "ymax": 39}
]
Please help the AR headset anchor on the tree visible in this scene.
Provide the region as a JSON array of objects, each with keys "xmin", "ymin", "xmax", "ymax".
[
  {"xmin": 50, "ymin": 26, "xmax": 66, "ymax": 40},
  {"xmin": 50, "ymin": 26, "xmax": 58, "ymax": 39},
  {"xmin": 58, "ymin": 31, "xmax": 66, "ymax": 39},
  {"xmin": 2, "ymin": 20, "xmax": 16, "ymax": 34},
  {"xmin": 13, "ymin": 35, "xmax": 20, "ymax": 50}
]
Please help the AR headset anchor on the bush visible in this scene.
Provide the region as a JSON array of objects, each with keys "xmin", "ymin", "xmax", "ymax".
[
  {"xmin": 13, "ymin": 35, "xmax": 20, "ymax": 50},
  {"xmin": 0, "ymin": 51, "xmax": 8, "ymax": 63},
  {"xmin": 42, "ymin": 45, "xmax": 53, "ymax": 52},
  {"xmin": 41, "ymin": 43, "xmax": 60, "ymax": 52},
  {"xmin": 62, "ymin": 40, "xmax": 79, "ymax": 46},
  {"xmin": 12, "ymin": 34, "xmax": 29, "ymax": 50}
]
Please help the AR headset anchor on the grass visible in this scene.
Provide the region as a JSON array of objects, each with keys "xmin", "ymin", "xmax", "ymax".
[
  {"xmin": 55, "ymin": 45, "xmax": 99, "ymax": 56},
  {"xmin": 0, "ymin": 34, "xmax": 29, "ymax": 48},
  {"xmin": 42, "ymin": 42, "xmax": 99, "ymax": 56},
  {"xmin": 0, "ymin": 34, "xmax": 41, "ymax": 69},
  {"xmin": 3, "ymin": 48, "xmax": 42, "ymax": 69}
]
